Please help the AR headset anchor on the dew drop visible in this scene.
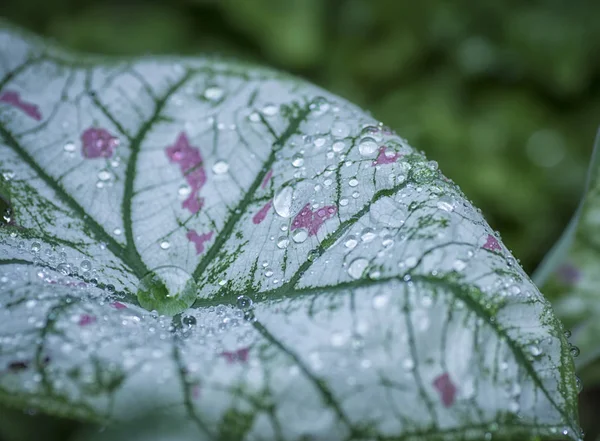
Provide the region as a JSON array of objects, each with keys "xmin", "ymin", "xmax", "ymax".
[
  {"xmin": 113, "ymin": 228, "xmax": 122, "ymax": 236},
  {"xmin": 248, "ymin": 112, "xmax": 261, "ymax": 122},
  {"xmin": 137, "ymin": 266, "xmax": 198, "ymax": 315},
  {"xmin": 56, "ymin": 263, "xmax": 69, "ymax": 275},
  {"xmin": 529, "ymin": 344, "xmax": 543, "ymax": 357},
  {"xmin": 570, "ymin": 345, "xmax": 580, "ymax": 357},
  {"xmin": 204, "ymin": 86, "xmax": 224, "ymax": 101},
  {"xmin": 436, "ymin": 195, "xmax": 455, "ymax": 212},
  {"xmin": 348, "ymin": 258, "xmax": 369, "ymax": 279},
  {"xmin": 261, "ymin": 103, "xmax": 279, "ymax": 116},
  {"xmin": 212, "ymin": 160, "xmax": 229, "ymax": 175},
  {"xmin": 332, "ymin": 141, "xmax": 345, "ymax": 152},
  {"xmin": 339, "ymin": 198, "xmax": 349, "ymax": 206},
  {"xmin": 277, "ymin": 236, "xmax": 290, "ymax": 249},
  {"xmin": 160, "ymin": 241, "xmax": 171, "ymax": 250},
  {"xmin": 30, "ymin": 242, "xmax": 41, "ymax": 253},
  {"xmin": 63, "ymin": 142, "xmax": 75, "ymax": 152},
  {"xmin": 291, "ymin": 153, "xmax": 304, "ymax": 168},
  {"xmin": 358, "ymin": 137, "xmax": 378, "ymax": 156},
  {"xmin": 372, "ymin": 293, "xmax": 389, "ymax": 309},
  {"xmin": 178, "ymin": 184, "xmax": 191, "ymax": 197},
  {"xmin": 273, "ymin": 180, "xmax": 315, "ymax": 218},
  {"xmin": 344, "ymin": 235, "xmax": 358, "ymax": 249},
  {"xmin": 182, "ymin": 315, "xmax": 197, "ymax": 327},
  {"xmin": 292, "ymin": 229, "xmax": 308, "ymax": 243},
  {"xmin": 80, "ymin": 260, "xmax": 92, "ymax": 271},
  {"xmin": 236, "ymin": 295, "xmax": 253, "ymax": 310},
  {"xmin": 361, "ymin": 228, "xmax": 376, "ymax": 243},
  {"xmin": 348, "ymin": 178, "xmax": 359, "ymax": 187},
  {"xmin": 97, "ymin": 170, "xmax": 112, "ymax": 181}
]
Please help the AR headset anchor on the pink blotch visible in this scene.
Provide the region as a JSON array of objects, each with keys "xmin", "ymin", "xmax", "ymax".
[
  {"xmin": 261, "ymin": 169, "xmax": 273, "ymax": 189},
  {"xmin": 291, "ymin": 203, "xmax": 337, "ymax": 236},
  {"xmin": 110, "ymin": 302, "xmax": 127, "ymax": 310},
  {"xmin": 0, "ymin": 90, "xmax": 42, "ymax": 121},
  {"xmin": 187, "ymin": 229, "xmax": 214, "ymax": 255},
  {"xmin": 81, "ymin": 127, "xmax": 119, "ymax": 159},
  {"xmin": 373, "ymin": 146, "xmax": 401, "ymax": 166},
  {"xmin": 252, "ymin": 200, "xmax": 273, "ymax": 224},
  {"xmin": 220, "ymin": 347, "xmax": 250, "ymax": 364},
  {"xmin": 166, "ymin": 133, "xmax": 207, "ymax": 214},
  {"xmin": 78, "ymin": 314, "xmax": 96, "ymax": 326},
  {"xmin": 483, "ymin": 234, "xmax": 502, "ymax": 252},
  {"xmin": 433, "ymin": 372, "xmax": 457, "ymax": 407}
]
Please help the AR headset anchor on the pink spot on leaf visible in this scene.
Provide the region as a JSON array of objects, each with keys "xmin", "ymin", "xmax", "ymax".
[
  {"xmin": 187, "ymin": 229, "xmax": 214, "ymax": 255},
  {"xmin": 0, "ymin": 90, "xmax": 42, "ymax": 121},
  {"xmin": 166, "ymin": 133, "xmax": 207, "ymax": 214},
  {"xmin": 110, "ymin": 302, "xmax": 127, "ymax": 310},
  {"xmin": 81, "ymin": 128, "xmax": 119, "ymax": 159},
  {"xmin": 220, "ymin": 347, "xmax": 250, "ymax": 364},
  {"xmin": 78, "ymin": 314, "xmax": 96, "ymax": 326},
  {"xmin": 253, "ymin": 200, "xmax": 273, "ymax": 224},
  {"xmin": 482, "ymin": 234, "xmax": 501, "ymax": 252},
  {"xmin": 291, "ymin": 203, "xmax": 337, "ymax": 236},
  {"xmin": 373, "ymin": 146, "xmax": 401, "ymax": 166},
  {"xmin": 261, "ymin": 169, "xmax": 273, "ymax": 189},
  {"xmin": 433, "ymin": 372, "xmax": 457, "ymax": 407}
]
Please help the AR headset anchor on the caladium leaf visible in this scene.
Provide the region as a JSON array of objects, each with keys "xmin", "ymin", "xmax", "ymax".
[{"xmin": 0, "ymin": 23, "xmax": 581, "ymax": 441}]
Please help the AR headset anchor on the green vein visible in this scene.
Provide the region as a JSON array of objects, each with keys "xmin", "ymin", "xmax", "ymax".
[
  {"xmin": 0, "ymin": 55, "xmax": 44, "ymax": 91},
  {"xmin": 191, "ymin": 103, "xmax": 312, "ymax": 283},
  {"xmin": 252, "ymin": 321, "xmax": 354, "ymax": 430},
  {"xmin": 85, "ymin": 69, "xmax": 131, "ymax": 140},
  {"xmin": 0, "ymin": 123, "xmax": 133, "ymax": 275},
  {"xmin": 121, "ymin": 70, "xmax": 195, "ymax": 279}
]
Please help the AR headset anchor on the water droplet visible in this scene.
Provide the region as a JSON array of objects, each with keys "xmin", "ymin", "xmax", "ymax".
[
  {"xmin": 361, "ymin": 125, "xmax": 383, "ymax": 142},
  {"xmin": 182, "ymin": 315, "xmax": 197, "ymax": 326},
  {"xmin": 313, "ymin": 137, "xmax": 326, "ymax": 148},
  {"xmin": 291, "ymin": 153, "xmax": 304, "ymax": 168},
  {"xmin": 344, "ymin": 235, "xmax": 358, "ymax": 249},
  {"xmin": 273, "ymin": 180, "xmax": 315, "ymax": 218},
  {"xmin": 348, "ymin": 178, "xmax": 359, "ymax": 187},
  {"xmin": 97, "ymin": 170, "xmax": 112, "ymax": 181},
  {"xmin": 63, "ymin": 142, "xmax": 75, "ymax": 152},
  {"xmin": 261, "ymin": 103, "xmax": 278, "ymax": 116},
  {"xmin": 332, "ymin": 141, "xmax": 345, "ymax": 152},
  {"xmin": 372, "ymin": 293, "xmax": 389, "ymax": 309},
  {"xmin": 570, "ymin": 345, "xmax": 580, "ymax": 357},
  {"xmin": 339, "ymin": 198, "xmax": 349, "ymax": 206},
  {"xmin": 30, "ymin": 242, "xmax": 41, "ymax": 253},
  {"xmin": 292, "ymin": 229, "xmax": 308, "ymax": 243},
  {"xmin": 204, "ymin": 86, "xmax": 224, "ymax": 101},
  {"xmin": 332, "ymin": 121, "xmax": 350, "ymax": 138},
  {"xmin": 361, "ymin": 228, "xmax": 376, "ymax": 243},
  {"xmin": 348, "ymin": 258, "xmax": 369, "ymax": 279},
  {"xmin": 310, "ymin": 96, "xmax": 330, "ymax": 115},
  {"xmin": 436, "ymin": 195, "xmax": 455, "ymax": 212},
  {"xmin": 529, "ymin": 344, "xmax": 543, "ymax": 357},
  {"xmin": 212, "ymin": 160, "xmax": 229, "ymax": 175},
  {"xmin": 564, "ymin": 330, "xmax": 572, "ymax": 339},
  {"xmin": 80, "ymin": 260, "xmax": 92, "ymax": 271},
  {"xmin": 137, "ymin": 266, "xmax": 198, "ymax": 315},
  {"xmin": 178, "ymin": 184, "xmax": 191, "ymax": 197},
  {"xmin": 402, "ymin": 358, "xmax": 415, "ymax": 371},
  {"xmin": 248, "ymin": 112, "xmax": 261, "ymax": 122},
  {"xmin": 236, "ymin": 295, "xmax": 253, "ymax": 310},
  {"xmin": 277, "ymin": 236, "xmax": 290, "ymax": 249},
  {"xmin": 358, "ymin": 137, "xmax": 378, "ymax": 156},
  {"xmin": 113, "ymin": 228, "xmax": 122, "ymax": 236},
  {"xmin": 576, "ymin": 376, "xmax": 583, "ymax": 393},
  {"xmin": 56, "ymin": 263, "xmax": 69, "ymax": 275},
  {"xmin": 160, "ymin": 241, "xmax": 171, "ymax": 250}
]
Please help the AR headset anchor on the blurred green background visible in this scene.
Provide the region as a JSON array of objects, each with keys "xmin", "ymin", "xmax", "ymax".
[
  {"xmin": 2, "ymin": 0, "xmax": 599, "ymax": 273},
  {"xmin": 1, "ymin": 0, "xmax": 600, "ymax": 438}
]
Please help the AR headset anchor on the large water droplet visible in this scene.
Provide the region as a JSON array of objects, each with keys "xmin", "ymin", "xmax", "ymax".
[
  {"xmin": 273, "ymin": 180, "xmax": 315, "ymax": 218},
  {"xmin": 291, "ymin": 153, "xmax": 304, "ymax": 168},
  {"xmin": 236, "ymin": 295, "xmax": 253, "ymax": 310},
  {"xmin": 292, "ymin": 229, "xmax": 308, "ymax": 243},
  {"xmin": 277, "ymin": 236, "xmax": 290, "ymax": 249},
  {"xmin": 137, "ymin": 266, "xmax": 198, "ymax": 315},
  {"xmin": 436, "ymin": 195, "xmax": 455, "ymax": 212},
  {"xmin": 358, "ymin": 137, "xmax": 378, "ymax": 156},
  {"xmin": 348, "ymin": 258, "xmax": 369, "ymax": 279}
]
